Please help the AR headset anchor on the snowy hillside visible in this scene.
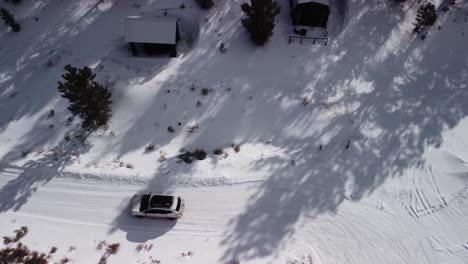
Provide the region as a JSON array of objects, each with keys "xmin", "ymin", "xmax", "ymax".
[{"xmin": 0, "ymin": 0, "xmax": 467, "ymax": 263}]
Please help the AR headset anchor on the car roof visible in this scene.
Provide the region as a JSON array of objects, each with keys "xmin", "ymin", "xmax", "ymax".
[
  {"xmin": 149, "ymin": 195, "xmax": 174, "ymax": 208},
  {"xmin": 139, "ymin": 194, "xmax": 176, "ymax": 212}
]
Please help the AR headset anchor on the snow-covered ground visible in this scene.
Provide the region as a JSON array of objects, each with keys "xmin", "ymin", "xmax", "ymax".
[{"xmin": 0, "ymin": 0, "xmax": 468, "ymax": 263}]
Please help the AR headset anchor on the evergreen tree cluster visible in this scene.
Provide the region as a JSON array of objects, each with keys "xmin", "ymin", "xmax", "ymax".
[
  {"xmin": 241, "ymin": 0, "xmax": 280, "ymax": 46},
  {"xmin": 413, "ymin": 2, "xmax": 437, "ymax": 33},
  {"xmin": 4, "ymin": 0, "xmax": 22, "ymax": 4},
  {"xmin": 195, "ymin": 0, "xmax": 214, "ymax": 10},
  {"xmin": 58, "ymin": 65, "xmax": 112, "ymax": 131},
  {"xmin": 0, "ymin": 7, "xmax": 20, "ymax": 32}
]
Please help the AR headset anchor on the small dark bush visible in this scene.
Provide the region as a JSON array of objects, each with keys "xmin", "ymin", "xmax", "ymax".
[
  {"xmin": 3, "ymin": 226, "xmax": 29, "ymax": 245},
  {"xmin": 168, "ymin": 126, "xmax": 175, "ymax": 133},
  {"xmin": 193, "ymin": 148, "xmax": 207, "ymax": 160},
  {"xmin": 201, "ymin": 88, "xmax": 211, "ymax": 96},
  {"xmin": 135, "ymin": 244, "xmax": 144, "ymax": 252},
  {"xmin": 3, "ymin": 236, "xmax": 12, "ymax": 245},
  {"xmin": 213, "ymin": 148, "xmax": 224, "ymax": 155},
  {"xmin": 195, "ymin": 0, "xmax": 214, "ymax": 9},
  {"xmin": 59, "ymin": 257, "xmax": 70, "ymax": 264},
  {"xmin": 181, "ymin": 251, "xmax": 194, "ymax": 257},
  {"xmin": 49, "ymin": 246, "xmax": 57, "ymax": 254},
  {"xmin": 177, "ymin": 152, "xmax": 193, "ymax": 164},
  {"xmin": 64, "ymin": 132, "xmax": 71, "ymax": 142},
  {"xmin": 98, "ymin": 256, "xmax": 107, "ymax": 264},
  {"xmin": 106, "ymin": 243, "xmax": 120, "ymax": 255},
  {"xmin": 177, "ymin": 148, "xmax": 207, "ymax": 163},
  {"xmin": 96, "ymin": 240, "xmax": 106, "ymax": 250},
  {"xmin": 233, "ymin": 144, "xmax": 241, "ymax": 153},
  {"xmin": 0, "ymin": 243, "xmax": 48, "ymax": 264},
  {"xmin": 145, "ymin": 144, "xmax": 155, "ymax": 153}
]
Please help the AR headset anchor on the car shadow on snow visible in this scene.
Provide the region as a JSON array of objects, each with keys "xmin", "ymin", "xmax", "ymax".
[
  {"xmin": 110, "ymin": 198, "xmax": 177, "ymax": 243},
  {"xmin": 109, "ymin": 158, "xmax": 192, "ymax": 242}
]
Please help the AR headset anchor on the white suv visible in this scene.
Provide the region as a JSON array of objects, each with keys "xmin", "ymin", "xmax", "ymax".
[{"xmin": 129, "ymin": 193, "xmax": 185, "ymax": 220}]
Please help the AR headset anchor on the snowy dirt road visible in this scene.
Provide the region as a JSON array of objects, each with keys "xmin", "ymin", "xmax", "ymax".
[{"xmin": 1, "ymin": 168, "xmax": 467, "ymax": 264}]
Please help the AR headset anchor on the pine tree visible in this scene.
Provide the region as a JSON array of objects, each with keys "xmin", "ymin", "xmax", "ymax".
[
  {"xmin": 58, "ymin": 65, "xmax": 112, "ymax": 131},
  {"xmin": 413, "ymin": 2, "xmax": 437, "ymax": 33},
  {"xmin": 0, "ymin": 8, "xmax": 20, "ymax": 32},
  {"xmin": 195, "ymin": 0, "xmax": 213, "ymax": 9},
  {"xmin": 241, "ymin": 0, "xmax": 280, "ymax": 46}
]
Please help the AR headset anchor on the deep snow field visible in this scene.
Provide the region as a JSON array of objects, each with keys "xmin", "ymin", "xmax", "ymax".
[{"xmin": 0, "ymin": 0, "xmax": 468, "ymax": 263}]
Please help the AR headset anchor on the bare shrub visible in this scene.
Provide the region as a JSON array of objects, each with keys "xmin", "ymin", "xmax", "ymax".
[
  {"xmin": 187, "ymin": 124, "xmax": 199, "ymax": 133},
  {"xmin": 126, "ymin": 163, "xmax": 134, "ymax": 169},
  {"xmin": 106, "ymin": 243, "xmax": 120, "ymax": 255},
  {"xmin": 201, "ymin": 88, "xmax": 210, "ymax": 96},
  {"xmin": 64, "ymin": 132, "xmax": 71, "ymax": 142},
  {"xmin": 177, "ymin": 148, "xmax": 207, "ymax": 163},
  {"xmin": 3, "ymin": 236, "xmax": 12, "ymax": 245},
  {"xmin": 58, "ymin": 257, "xmax": 70, "ymax": 264},
  {"xmin": 232, "ymin": 144, "xmax": 241, "ymax": 153},
  {"xmin": 96, "ymin": 240, "xmax": 107, "ymax": 250},
  {"xmin": 0, "ymin": 243, "xmax": 49, "ymax": 264},
  {"xmin": 178, "ymin": 152, "xmax": 193, "ymax": 164},
  {"xmin": 16, "ymin": 226, "xmax": 28, "ymax": 241},
  {"xmin": 49, "ymin": 246, "xmax": 57, "ymax": 254},
  {"xmin": 158, "ymin": 152, "xmax": 167, "ymax": 162},
  {"xmin": 193, "ymin": 148, "xmax": 207, "ymax": 160},
  {"xmin": 213, "ymin": 148, "xmax": 224, "ymax": 155},
  {"xmin": 135, "ymin": 244, "xmax": 144, "ymax": 252},
  {"xmin": 181, "ymin": 250, "xmax": 194, "ymax": 257},
  {"xmin": 98, "ymin": 255, "xmax": 107, "ymax": 264},
  {"xmin": 145, "ymin": 144, "xmax": 155, "ymax": 153},
  {"xmin": 3, "ymin": 226, "xmax": 28, "ymax": 245},
  {"xmin": 144, "ymin": 244, "xmax": 153, "ymax": 251}
]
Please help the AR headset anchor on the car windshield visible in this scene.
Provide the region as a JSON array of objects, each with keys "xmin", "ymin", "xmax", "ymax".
[
  {"xmin": 176, "ymin": 197, "xmax": 182, "ymax": 211},
  {"xmin": 139, "ymin": 194, "xmax": 151, "ymax": 212},
  {"xmin": 149, "ymin": 195, "xmax": 174, "ymax": 209}
]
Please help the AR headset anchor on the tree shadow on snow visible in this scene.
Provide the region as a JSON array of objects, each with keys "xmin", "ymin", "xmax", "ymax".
[
  {"xmin": 0, "ymin": 129, "xmax": 91, "ymax": 212},
  {"xmin": 218, "ymin": 1, "xmax": 468, "ymax": 262}
]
